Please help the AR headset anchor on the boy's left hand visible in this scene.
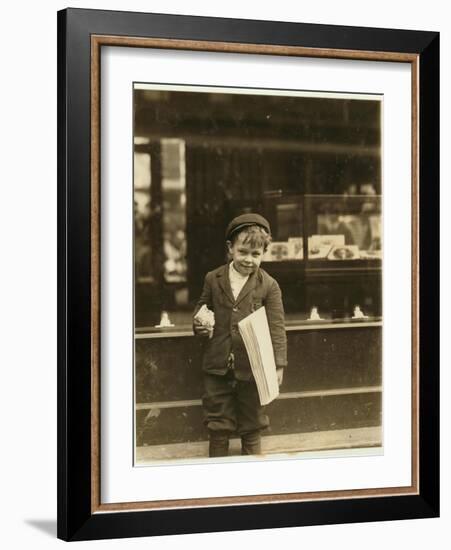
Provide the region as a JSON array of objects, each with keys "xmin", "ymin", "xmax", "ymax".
[{"xmin": 276, "ymin": 367, "xmax": 284, "ymax": 386}]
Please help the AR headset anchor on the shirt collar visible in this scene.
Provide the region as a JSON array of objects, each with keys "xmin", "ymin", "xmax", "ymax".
[{"xmin": 229, "ymin": 261, "xmax": 249, "ymax": 280}]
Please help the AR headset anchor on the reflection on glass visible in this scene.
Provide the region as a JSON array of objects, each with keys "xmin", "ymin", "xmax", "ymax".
[
  {"xmin": 134, "ymin": 151, "xmax": 152, "ymax": 281},
  {"xmin": 308, "ymin": 194, "xmax": 381, "ymax": 261},
  {"xmin": 263, "ymin": 202, "xmax": 303, "ymax": 261},
  {"xmin": 134, "ymin": 139, "xmax": 188, "ymax": 285},
  {"xmin": 161, "ymin": 139, "xmax": 187, "ymax": 283}
]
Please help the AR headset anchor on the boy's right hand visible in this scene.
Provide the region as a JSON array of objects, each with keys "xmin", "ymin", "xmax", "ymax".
[{"xmin": 193, "ymin": 318, "xmax": 211, "ymax": 337}]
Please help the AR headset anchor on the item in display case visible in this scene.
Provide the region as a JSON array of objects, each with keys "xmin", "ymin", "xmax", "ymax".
[
  {"xmin": 263, "ymin": 241, "xmax": 291, "ymax": 261},
  {"xmin": 360, "ymin": 249, "xmax": 383, "ymax": 260},
  {"xmin": 358, "ymin": 215, "xmax": 383, "ymax": 259},
  {"xmin": 352, "ymin": 305, "xmax": 369, "ymax": 319},
  {"xmin": 288, "ymin": 237, "xmax": 304, "ymax": 259},
  {"xmin": 154, "ymin": 310, "xmax": 175, "ymax": 328},
  {"xmin": 327, "ymin": 245, "xmax": 360, "ymax": 261},
  {"xmin": 308, "ymin": 235, "xmax": 335, "ymax": 259},
  {"xmin": 310, "ymin": 234, "xmax": 345, "ymax": 248},
  {"xmin": 308, "ymin": 245, "xmax": 331, "ymax": 259},
  {"xmin": 308, "ymin": 306, "xmax": 324, "ymax": 321},
  {"xmin": 369, "ymin": 215, "xmax": 382, "ymax": 244}
]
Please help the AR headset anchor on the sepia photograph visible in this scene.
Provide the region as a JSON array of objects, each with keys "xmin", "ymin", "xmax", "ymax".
[{"xmin": 133, "ymin": 84, "xmax": 383, "ymax": 465}]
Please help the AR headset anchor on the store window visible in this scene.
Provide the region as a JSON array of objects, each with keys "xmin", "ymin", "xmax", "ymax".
[{"xmin": 134, "ymin": 85, "xmax": 382, "ymax": 331}]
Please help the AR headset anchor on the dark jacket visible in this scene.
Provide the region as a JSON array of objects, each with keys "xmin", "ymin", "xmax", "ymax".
[{"xmin": 193, "ymin": 263, "xmax": 287, "ymax": 380}]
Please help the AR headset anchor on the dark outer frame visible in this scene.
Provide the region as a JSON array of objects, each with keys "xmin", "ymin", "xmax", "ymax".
[{"xmin": 57, "ymin": 7, "xmax": 439, "ymax": 542}]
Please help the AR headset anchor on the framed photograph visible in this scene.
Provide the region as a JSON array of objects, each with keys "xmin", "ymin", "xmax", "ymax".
[{"xmin": 57, "ymin": 8, "xmax": 439, "ymax": 541}]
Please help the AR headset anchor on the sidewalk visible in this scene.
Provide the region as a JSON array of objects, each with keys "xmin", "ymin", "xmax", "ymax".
[{"xmin": 136, "ymin": 425, "xmax": 381, "ymax": 463}]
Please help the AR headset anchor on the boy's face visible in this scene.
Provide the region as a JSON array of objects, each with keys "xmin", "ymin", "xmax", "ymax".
[{"xmin": 227, "ymin": 232, "xmax": 265, "ymax": 276}]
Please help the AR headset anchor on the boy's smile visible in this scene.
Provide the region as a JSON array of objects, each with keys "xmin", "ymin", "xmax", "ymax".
[{"xmin": 227, "ymin": 233, "xmax": 264, "ymax": 276}]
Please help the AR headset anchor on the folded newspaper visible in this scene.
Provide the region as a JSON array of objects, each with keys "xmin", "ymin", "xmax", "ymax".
[{"xmin": 238, "ymin": 306, "xmax": 279, "ymax": 405}]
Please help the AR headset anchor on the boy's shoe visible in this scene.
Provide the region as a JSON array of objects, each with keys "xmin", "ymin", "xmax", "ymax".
[
  {"xmin": 241, "ymin": 431, "xmax": 262, "ymax": 455},
  {"xmin": 208, "ymin": 430, "xmax": 230, "ymax": 457}
]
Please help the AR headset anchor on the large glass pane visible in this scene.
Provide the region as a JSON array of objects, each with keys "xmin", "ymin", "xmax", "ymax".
[{"xmin": 134, "ymin": 85, "xmax": 382, "ymax": 329}]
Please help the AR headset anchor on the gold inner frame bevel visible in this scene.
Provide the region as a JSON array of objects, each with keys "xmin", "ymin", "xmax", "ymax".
[{"xmin": 90, "ymin": 35, "xmax": 420, "ymax": 514}]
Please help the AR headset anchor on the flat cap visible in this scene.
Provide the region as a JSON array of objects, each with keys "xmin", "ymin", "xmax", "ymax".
[{"xmin": 225, "ymin": 213, "xmax": 271, "ymax": 240}]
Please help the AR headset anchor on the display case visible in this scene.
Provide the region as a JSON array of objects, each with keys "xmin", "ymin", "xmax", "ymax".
[{"xmin": 259, "ymin": 192, "xmax": 382, "ymax": 325}]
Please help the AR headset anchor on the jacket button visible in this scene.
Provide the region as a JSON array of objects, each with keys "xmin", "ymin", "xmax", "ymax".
[{"xmin": 232, "ymin": 307, "xmax": 238, "ymax": 312}]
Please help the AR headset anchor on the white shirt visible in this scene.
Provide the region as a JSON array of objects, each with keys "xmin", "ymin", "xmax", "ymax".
[{"xmin": 229, "ymin": 261, "xmax": 249, "ymax": 301}]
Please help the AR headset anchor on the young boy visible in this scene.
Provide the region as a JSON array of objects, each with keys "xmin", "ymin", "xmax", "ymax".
[{"xmin": 193, "ymin": 213, "xmax": 287, "ymax": 457}]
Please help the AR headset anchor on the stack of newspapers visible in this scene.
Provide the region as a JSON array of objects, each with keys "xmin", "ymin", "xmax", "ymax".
[{"xmin": 238, "ymin": 306, "xmax": 280, "ymax": 405}]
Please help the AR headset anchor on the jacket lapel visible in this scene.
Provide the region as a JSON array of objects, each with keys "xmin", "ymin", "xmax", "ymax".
[
  {"xmin": 216, "ymin": 264, "xmax": 235, "ymax": 305},
  {"xmin": 234, "ymin": 268, "xmax": 258, "ymax": 306}
]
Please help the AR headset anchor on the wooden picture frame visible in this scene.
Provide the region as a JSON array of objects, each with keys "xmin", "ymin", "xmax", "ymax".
[{"xmin": 57, "ymin": 7, "xmax": 439, "ymax": 541}]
